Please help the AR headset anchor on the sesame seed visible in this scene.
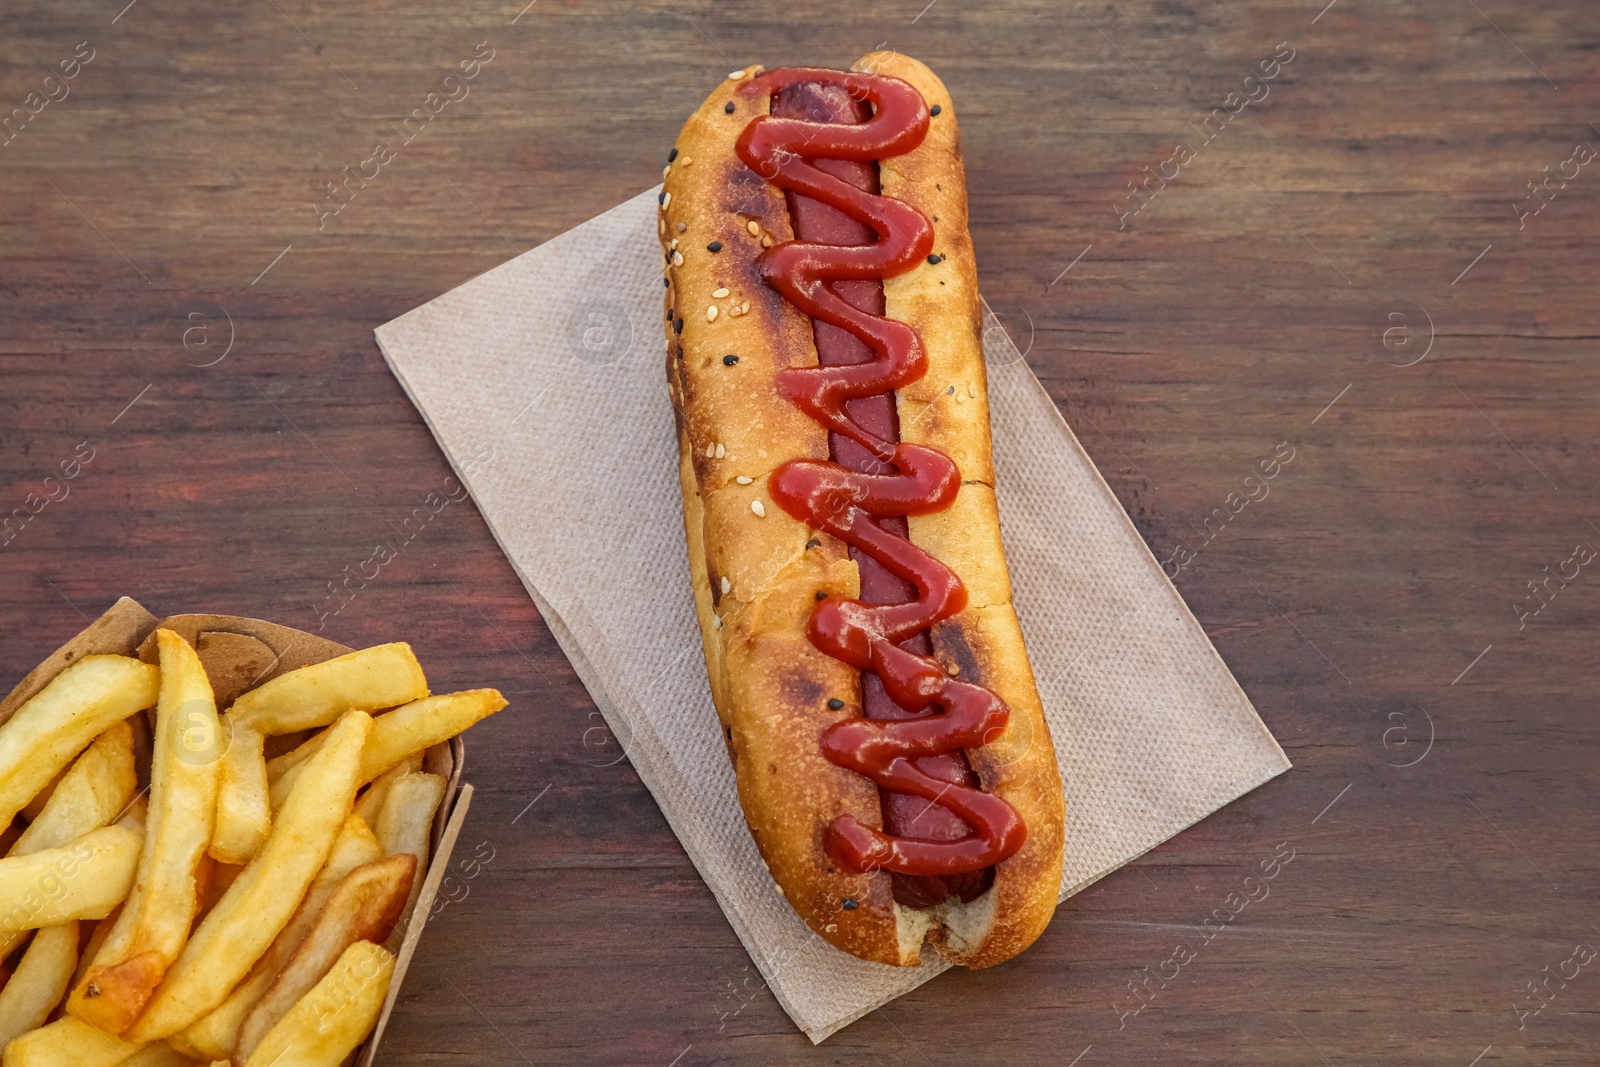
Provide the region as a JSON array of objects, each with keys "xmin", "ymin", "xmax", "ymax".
[
  {"xmin": 714, "ymin": 442, "xmax": 725, "ymax": 458},
  {"xmin": 676, "ymin": 221, "xmax": 687, "ymax": 233},
  {"xmin": 662, "ymin": 192, "xmax": 672, "ymax": 209},
  {"xmin": 725, "ymin": 101, "xmax": 736, "ymax": 114},
  {"xmin": 721, "ymin": 576, "xmax": 731, "ymax": 594},
  {"xmin": 968, "ymin": 382, "xmax": 978, "ymax": 397},
  {"xmin": 946, "ymin": 662, "xmax": 960, "ymax": 676},
  {"xmin": 707, "ymin": 305, "xmax": 719, "ymax": 322},
  {"xmin": 841, "ymin": 897, "xmax": 858, "ymax": 910},
  {"xmin": 712, "ymin": 287, "xmax": 730, "ymax": 298},
  {"xmin": 663, "ymin": 164, "xmax": 671, "ymax": 178},
  {"xmin": 760, "ymin": 235, "xmax": 773, "ymax": 247},
  {"xmin": 751, "ymin": 500, "xmax": 765, "ymax": 517},
  {"xmin": 946, "ymin": 385, "xmax": 955, "ymax": 394},
  {"xmin": 727, "ymin": 306, "xmax": 744, "ymax": 318},
  {"xmin": 673, "ymin": 317, "xmax": 684, "ymax": 334},
  {"xmin": 746, "ymin": 220, "xmax": 761, "ymax": 236},
  {"xmin": 658, "ymin": 191, "xmax": 666, "ymax": 205},
  {"xmin": 930, "ymin": 104, "xmax": 942, "ymax": 116},
  {"xmin": 723, "ymin": 354, "xmax": 740, "ymax": 366},
  {"xmin": 805, "ymin": 538, "xmax": 821, "ymax": 549},
  {"xmin": 739, "ymin": 301, "xmax": 750, "ymax": 314},
  {"xmin": 676, "ymin": 344, "xmax": 683, "ymax": 358},
  {"xmin": 729, "ymin": 69, "xmax": 746, "ymax": 80},
  {"xmin": 668, "ymin": 238, "xmax": 679, "ymax": 250},
  {"xmin": 827, "ymin": 698, "xmax": 844, "ymax": 709},
  {"xmin": 681, "ymin": 156, "xmax": 693, "ymax": 166},
  {"xmin": 927, "ymin": 253, "xmax": 943, "ymax": 264},
  {"xmin": 735, "ymin": 475, "xmax": 752, "ymax": 484},
  {"xmin": 663, "ymin": 277, "xmax": 670, "ymax": 288},
  {"xmin": 815, "ymin": 591, "xmax": 827, "ymax": 600},
  {"xmin": 672, "ymin": 251, "xmax": 684, "ymax": 266},
  {"xmin": 712, "ymin": 614, "xmax": 722, "ymax": 629},
  {"xmin": 668, "ymin": 148, "xmax": 679, "ymax": 162},
  {"xmin": 657, "ymin": 217, "xmax": 665, "ymax": 236},
  {"xmin": 705, "ymin": 443, "xmax": 716, "ymax": 458},
  {"xmin": 707, "ymin": 240, "xmax": 723, "ymax": 252}
]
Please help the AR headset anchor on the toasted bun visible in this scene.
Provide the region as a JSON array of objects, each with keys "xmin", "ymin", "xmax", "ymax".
[{"xmin": 661, "ymin": 52, "xmax": 1064, "ymax": 968}]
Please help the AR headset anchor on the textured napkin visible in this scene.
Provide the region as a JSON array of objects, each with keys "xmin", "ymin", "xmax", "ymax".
[{"xmin": 375, "ymin": 187, "xmax": 1290, "ymax": 1042}]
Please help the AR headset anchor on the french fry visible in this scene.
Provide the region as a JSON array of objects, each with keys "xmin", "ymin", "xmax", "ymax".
[
  {"xmin": 212, "ymin": 644, "xmax": 426, "ymax": 866},
  {"xmin": 0, "ymin": 922, "xmax": 79, "ymax": 1048},
  {"xmin": 117, "ymin": 1044, "xmax": 201, "ymax": 1067},
  {"xmin": 0, "ymin": 1016, "xmax": 144, "ymax": 1067},
  {"xmin": 11, "ymin": 722, "xmax": 137, "ymax": 857},
  {"xmin": 0, "ymin": 724, "xmax": 141, "ymax": 966},
  {"xmin": 0, "ymin": 656, "xmax": 158, "ymax": 832},
  {"xmin": 351, "ymin": 755, "xmax": 423, "ymax": 831},
  {"xmin": 234, "ymin": 854, "xmax": 415, "ymax": 1062},
  {"xmin": 17, "ymin": 766, "xmax": 66, "ymax": 825},
  {"xmin": 239, "ymin": 940, "xmax": 394, "ymax": 1067},
  {"xmin": 373, "ymin": 772, "xmax": 445, "ymax": 952},
  {"xmin": 69, "ymin": 630, "xmax": 222, "ymax": 1035},
  {"xmin": 69, "ymin": 906, "xmax": 119, "ymax": 1000},
  {"xmin": 354, "ymin": 689, "xmax": 501, "ymax": 782},
  {"xmin": 169, "ymin": 816, "xmax": 383, "ymax": 1060},
  {"xmin": 268, "ymin": 689, "xmax": 504, "ymax": 807},
  {"xmin": 208, "ymin": 724, "xmax": 267, "ymax": 865},
  {"xmin": 126, "ymin": 710, "xmax": 372, "ymax": 1041},
  {"xmin": 229, "ymin": 644, "xmax": 427, "ymax": 734},
  {"xmin": 0, "ymin": 825, "xmax": 140, "ymax": 934}
]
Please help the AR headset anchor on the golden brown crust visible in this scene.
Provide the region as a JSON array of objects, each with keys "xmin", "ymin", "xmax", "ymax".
[{"xmin": 663, "ymin": 53, "xmax": 1063, "ymax": 969}]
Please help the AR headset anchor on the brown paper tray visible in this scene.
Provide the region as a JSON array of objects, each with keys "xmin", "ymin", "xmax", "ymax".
[{"xmin": 0, "ymin": 596, "xmax": 470, "ymax": 1065}]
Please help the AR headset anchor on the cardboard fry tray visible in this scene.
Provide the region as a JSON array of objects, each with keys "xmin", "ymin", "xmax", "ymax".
[{"xmin": 0, "ymin": 595, "xmax": 472, "ymax": 1066}]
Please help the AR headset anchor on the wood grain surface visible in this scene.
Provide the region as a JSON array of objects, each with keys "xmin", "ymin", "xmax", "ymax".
[{"xmin": 2, "ymin": 2, "xmax": 1597, "ymax": 1064}]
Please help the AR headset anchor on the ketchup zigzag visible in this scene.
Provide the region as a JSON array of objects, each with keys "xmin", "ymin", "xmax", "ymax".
[{"xmin": 736, "ymin": 69, "xmax": 1026, "ymax": 880}]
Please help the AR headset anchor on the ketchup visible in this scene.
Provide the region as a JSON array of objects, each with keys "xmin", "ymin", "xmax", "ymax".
[{"xmin": 738, "ymin": 69, "xmax": 1025, "ymax": 907}]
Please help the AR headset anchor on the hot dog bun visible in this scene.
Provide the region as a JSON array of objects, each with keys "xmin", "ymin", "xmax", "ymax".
[{"xmin": 661, "ymin": 52, "xmax": 1064, "ymax": 969}]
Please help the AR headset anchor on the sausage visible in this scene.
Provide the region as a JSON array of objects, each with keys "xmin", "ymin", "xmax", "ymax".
[{"xmin": 662, "ymin": 52, "xmax": 1064, "ymax": 968}]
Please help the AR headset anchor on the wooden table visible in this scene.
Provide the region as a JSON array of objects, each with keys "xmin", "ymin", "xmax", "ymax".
[{"xmin": 3, "ymin": 1, "xmax": 1595, "ymax": 1063}]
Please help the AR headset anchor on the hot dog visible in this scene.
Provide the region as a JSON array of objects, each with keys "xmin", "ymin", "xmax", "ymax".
[{"xmin": 661, "ymin": 52, "xmax": 1064, "ymax": 968}]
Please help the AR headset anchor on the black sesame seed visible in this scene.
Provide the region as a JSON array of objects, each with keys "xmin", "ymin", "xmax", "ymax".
[
  {"xmin": 930, "ymin": 104, "xmax": 942, "ymax": 116},
  {"xmin": 707, "ymin": 240, "xmax": 723, "ymax": 252},
  {"xmin": 668, "ymin": 148, "xmax": 679, "ymax": 162},
  {"xmin": 663, "ymin": 277, "xmax": 670, "ymax": 287},
  {"xmin": 827, "ymin": 698, "xmax": 844, "ymax": 710},
  {"xmin": 677, "ymin": 344, "xmax": 684, "ymax": 359},
  {"xmin": 927, "ymin": 253, "xmax": 943, "ymax": 265},
  {"xmin": 724, "ymin": 724, "xmax": 732, "ymax": 738},
  {"xmin": 725, "ymin": 101, "xmax": 736, "ymax": 114},
  {"xmin": 841, "ymin": 897, "xmax": 858, "ymax": 910},
  {"xmin": 815, "ymin": 590, "xmax": 827, "ymax": 600},
  {"xmin": 673, "ymin": 317, "xmax": 684, "ymax": 334},
  {"xmin": 722, "ymin": 354, "xmax": 739, "ymax": 365},
  {"xmin": 658, "ymin": 191, "xmax": 666, "ymax": 204},
  {"xmin": 805, "ymin": 539, "xmax": 821, "ymax": 549}
]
